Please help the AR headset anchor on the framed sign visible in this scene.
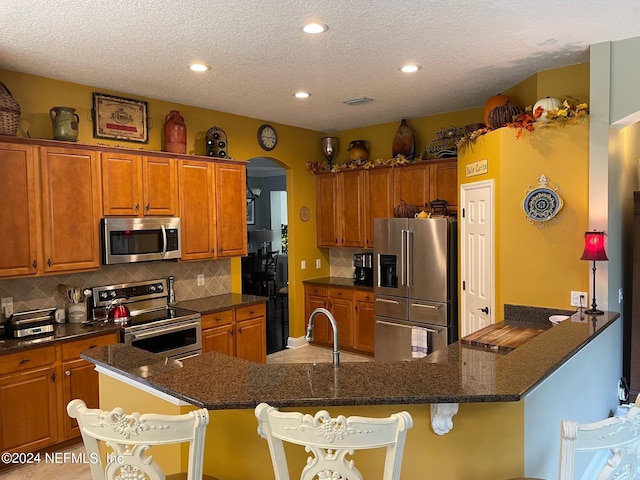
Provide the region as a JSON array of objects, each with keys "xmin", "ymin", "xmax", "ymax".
[
  {"xmin": 92, "ymin": 92, "xmax": 149, "ymax": 143},
  {"xmin": 246, "ymin": 199, "xmax": 255, "ymax": 225}
]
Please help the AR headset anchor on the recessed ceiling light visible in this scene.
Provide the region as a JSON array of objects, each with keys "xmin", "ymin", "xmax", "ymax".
[
  {"xmin": 400, "ymin": 64, "xmax": 421, "ymax": 73},
  {"xmin": 303, "ymin": 22, "xmax": 328, "ymax": 34},
  {"xmin": 294, "ymin": 92, "xmax": 310, "ymax": 99},
  {"xmin": 189, "ymin": 63, "xmax": 210, "ymax": 72}
]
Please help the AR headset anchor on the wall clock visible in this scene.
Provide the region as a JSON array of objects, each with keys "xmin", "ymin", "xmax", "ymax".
[{"xmin": 257, "ymin": 124, "xmax": 277, "ymax": 151}]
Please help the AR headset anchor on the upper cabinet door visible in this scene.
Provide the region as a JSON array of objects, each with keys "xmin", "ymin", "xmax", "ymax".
[
  {"xmin": 316, "ymin": 173, "xmax": 338, "ymax": 247},
  {"xmin": 338, "ymin": 169, "xmax": 365, "ymax": 248},
  {"xmin": 142, "ymin": 156, "xmax": 178, "ymax": 216},
  {"xmin": 215, "ymin": 163, "xmax": 247, "ymax": 257},
  {"xmin": 0, "ymin": 143, "xmax": 40, "ymax": 277},
  {"xmin": 365, "ymin": 167, "xmax": 394, "ymax": 249},
  {"xmin": 178, "ymin": 160, "xmax": 216, "ymax": 261},
  {"xmin": 40, "ymin": 146, "xmax": 102, "ymax": 273},
  {"xmin": 101, "ymin": 152, "xmax": 143, "ymax": 216},
  {"xmin": 429, "ymin": 159, "xmax": 458, "ymax": 213},
  {"xmin": 393, "ymin": 163, "xmax": 430, "ymax": 210}
]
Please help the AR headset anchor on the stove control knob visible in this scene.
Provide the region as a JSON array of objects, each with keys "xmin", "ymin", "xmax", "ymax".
[
  {"xmin": 99, "ymin": 292, "xmax": 108, "ymax": 300},
  {"xmin": 109, "ymin": 291, "xmax": 117, "ymax": 299},
  {"xmin": 156, "ymin": 284, "xmax": 163, "ymax": 292},
  {"xmin": 148, "ymin": 285, "xmax": 156, "ymax": 292}
]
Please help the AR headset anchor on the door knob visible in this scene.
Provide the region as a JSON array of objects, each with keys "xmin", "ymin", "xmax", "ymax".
[{"xmin": 478, "ymin": 306, "xmax": 489, "ymax": 314}]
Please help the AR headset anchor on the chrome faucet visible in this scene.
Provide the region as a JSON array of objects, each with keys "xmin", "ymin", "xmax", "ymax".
[{"xmin": 305, "ymin": 307, "xmax": 340, "ymax": 366}]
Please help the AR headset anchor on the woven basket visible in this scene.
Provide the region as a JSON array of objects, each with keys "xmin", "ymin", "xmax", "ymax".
[{"xmin": 0, "ymin": 81, "xmax": 20, "ymax": 136}]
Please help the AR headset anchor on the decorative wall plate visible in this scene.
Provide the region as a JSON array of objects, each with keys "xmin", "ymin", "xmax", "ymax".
[
  {"xmin": 522, "ymin": 174, "xmax": 563, "ymax": 227},
  {"xmin": 299, "ymin": 206, "xmax": 310, "ymax": 222}
]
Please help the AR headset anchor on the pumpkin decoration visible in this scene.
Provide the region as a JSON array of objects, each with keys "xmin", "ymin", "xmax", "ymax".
[
  {"xmin": 487, "ymin": 102, "xmax": 523, "ymax": 130},
  {"xmin": 533, "ymin": 96, "xmax": 562, "ymax": 122},
  {"xmin": 393, "ymin": 199, "xmax": 420, "ymax": 218},
  {"xmin": 483, "ymin": 94, "xmax": 511, "ymax": 126}
]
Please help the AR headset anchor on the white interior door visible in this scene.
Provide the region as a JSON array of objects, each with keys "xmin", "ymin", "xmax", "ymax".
[{"xmin": 460, "ymin": 180, "xmax": 494, "ymax": 337}]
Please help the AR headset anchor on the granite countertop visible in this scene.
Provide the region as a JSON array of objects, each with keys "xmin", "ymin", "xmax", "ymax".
[
  {"xmin": 303, "ymin": 276, "xmax": 373, "ymax": 291},
  {"xmin": 175, "ymin": 293, "xmax": 268, "ymax": 315},
  {"xmin": 82, "ymin": 311, "xmax": 619, "ymax": 410},
  {"xmin": 0, "ymin": 322, "xmax": 121, "ymax": 354}
]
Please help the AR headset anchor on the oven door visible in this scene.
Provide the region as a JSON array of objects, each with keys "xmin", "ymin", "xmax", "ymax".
[{"xmin": 124, "ymin": 318, "xmax": 201, "ymax": 359}]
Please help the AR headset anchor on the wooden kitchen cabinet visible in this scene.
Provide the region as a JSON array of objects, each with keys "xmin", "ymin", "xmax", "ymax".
[
  {"xmin": 0, "ymin": 346, "xmax": 58, "ymax": 453},
  {"xmin": 59, "ymin": 332, "xmax": 119, "ymax": 440},
  {"xmin": 364, "ymin": 167, "xmax": 394, "ymax": 248},
  {"xmin": 353, "ymin": 290, "xmax": 375, "ymax": 353},
  {"xmin": 328, "ymin": 287, "xmax": 354, "ymax": 349},
  {"xmin": 102, "ymin": 152, "xmax": 178, "ymax": 217},
  {"xmin": 393, "ymin": 162, "xmax": 431, "ymax": 209},
  {"xmin": 338, "ymin": 170, "xmax": 366, "ymax": 247},
  {"xmin": 0, "ymin": 143, "xmax": 40, "ymax": 277},
  {"xmin": 215, "ymin": 163, "xmax": 248, "ymax": 257},
  {"xmin": 178, "ymin": 160, "xmax": 217, "ymax": 261},
  {"xmin": 429, "ymin": 159, "xmax": 458, "ymax": 212},
  {"xmin": 304, "ymin": 284, "xmax": 331, "ymax": 343},
  {"xmin": 40, "ymin": 146, "xmax": 102, "ymax": 274},
  {"xmin": 201, "ymin": 303, "xmax": 266, "ymax": 363},
  {"xmin": 316, "ymin": 173, "xmax": 338, "ymax": 247}
]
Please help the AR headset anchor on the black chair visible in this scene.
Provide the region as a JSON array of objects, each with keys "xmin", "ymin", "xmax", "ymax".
[{"xmin": 252, "ymin": 252, "xmax": 278, "ymax": 298}]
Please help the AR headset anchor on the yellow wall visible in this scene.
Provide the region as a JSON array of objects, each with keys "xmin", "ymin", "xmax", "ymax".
[
  {"xmin": 459, "ymin": 124, "xmax": 590, "ymax": 316},
  {"xmin": 100, "ymin": 373, "xmax": 526, "ymax": 479}
]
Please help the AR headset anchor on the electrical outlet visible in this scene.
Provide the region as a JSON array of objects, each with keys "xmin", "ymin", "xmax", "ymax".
[
  {"xmin": 315, "ymin": 258, "xmax": 321, "ymax": 269},
  {"xmin": 1, "ymin": 297, "xmax": 13, "ymax": 318},
  {"xmin": 301, "ymin": 260, "xmax": 306, "ymax": 270},
  {"xmin": 570, "ymin": 291, "xmax": 588, "ymax": 307},
  {"xmin": 197, "ymin": 274, "xmax": 204, "ymax": 286}
]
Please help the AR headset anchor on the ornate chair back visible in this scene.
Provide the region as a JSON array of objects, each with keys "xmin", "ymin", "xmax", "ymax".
[
  {"xmin": 67, "ymin": 399, "xmax": 209, "ymax": 480},
  {"xmin": 255, "ymin": 402, "xmax": 413, "ymax": 480},
  {"xmin": 559, "ymin": 404, "xmax": 640, "ymax": 479}
]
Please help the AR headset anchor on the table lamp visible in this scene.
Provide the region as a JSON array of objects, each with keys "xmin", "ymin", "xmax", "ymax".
[{"xmin": 580, "ymin": 230, "xmax": 608, "ymax": 315}]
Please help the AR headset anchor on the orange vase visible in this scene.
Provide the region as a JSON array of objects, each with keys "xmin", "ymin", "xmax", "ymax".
[{"xmin": 163, "ymin": 110, "xmax": 186, "ymax": 154}]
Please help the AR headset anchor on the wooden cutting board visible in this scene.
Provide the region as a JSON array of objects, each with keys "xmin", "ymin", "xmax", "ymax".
[{"xmin": 461, "ymin": 322, "xmax": 545, "ymax": 352}]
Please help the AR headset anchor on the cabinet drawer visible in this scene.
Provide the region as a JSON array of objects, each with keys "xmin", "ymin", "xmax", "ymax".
[
  {"xmin": 306, "ymin": 285, "xmax": 328, "ymax": 297},
  {"xmin": 0, "ymin": 346, "xmax": 56, "ymax": 375},
  {"xmin": 354, "ymin": 290, "xmax": 374, "ymax": 303},
  {"xmin": 329, "ymin": 287, "xmax": 353, "ymax": 300},
  {"xmin": 235, "ymin": 303, "xmax": 266, "ymax": 322},
  {"xmin": 201, "ymin": 310, "xmax": 233, "ymax": 329},
  {"xmin": 61, "ymin": 333, "xmax": 119, "ymax": 361}
]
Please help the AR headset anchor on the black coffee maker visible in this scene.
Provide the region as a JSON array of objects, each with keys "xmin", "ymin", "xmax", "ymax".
[{"xmin": 353, "ymin": 252, "xmax": 373, "ymax": 286}]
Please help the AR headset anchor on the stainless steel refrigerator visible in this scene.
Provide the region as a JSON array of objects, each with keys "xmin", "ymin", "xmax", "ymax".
[{"xmin": 373, "ymin": 217, "xmax": 457, "ymax": 361}]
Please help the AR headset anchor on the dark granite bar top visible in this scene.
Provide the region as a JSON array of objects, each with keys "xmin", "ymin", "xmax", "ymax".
[
  {"xmin": 303, "ymin": 276, "xmax": 373, "ymax": 291},
  {"xmin": 82, "ymin": 311, "xmax": 619, "ymax": 410},
  {"xmin": 175, "ymin": 293, "xmax": 268, "ymax": 315},
  {"xmin": 0, "ymin": 322, "xmax": 121, "ymax": 354}
]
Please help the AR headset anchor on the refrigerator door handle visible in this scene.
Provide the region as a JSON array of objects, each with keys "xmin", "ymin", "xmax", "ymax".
[
  {"xmin": 401, "ymin": 229, "xmax": 407, "ymax": 286},
  {"xmin": 406, "ymin": 229, "xmax": 412, "ymax": 287},
  {"xmin": 376, "ymin": 320, "xmax": 439, "ymax": 334}
]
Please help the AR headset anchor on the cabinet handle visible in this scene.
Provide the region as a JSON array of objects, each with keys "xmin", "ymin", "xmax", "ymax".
[
  {"xmin": 89, "ymin": 344, "xmax": 97, "ymax": 349},
  {"xmin": 230, "ymin": 330, "xmax": 234, "ymax": 336},
  {"xmin": 32, "ymin": 260, "xmax": 37, "ymax": 269},
  {"xmin": 19, "ymin": 358, "xmax": 30, "ymax": 365},
  {"xmin": 47, "ymin": 259, "xmax": 52, "ymax": 267},
  {"xmin": 211, "ymin": 248, "xmax": 215, "ymax": 255},
  {"xmin": 51, "ymin": 373, "xmax": 56, "ymax": 383},
  {"xmin": 145, "ymin": 204, "xmax": 150, "ymax": 212},
  {"xmin": 135, "ymin": 203, "xmax": 139, "ymax": 212},
  {"xmin": 238, "ymin": 327, "xmax": 243, "ymax": 334},
  {"xmin": 65, "ymin": 370, "xmax": 71, "ymax": 376},
  {"xmin": 219, "ymin": 247, "xmax": 224, "ymax": 253}
]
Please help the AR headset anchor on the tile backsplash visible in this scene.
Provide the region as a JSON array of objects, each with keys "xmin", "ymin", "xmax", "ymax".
[
  {"xmin": 329, "ymin": 248, "xmax": 371, "ymax": 278},
  {"xmin": 0, "ymin": 259, "xmax": 231, "ymax": 315}
]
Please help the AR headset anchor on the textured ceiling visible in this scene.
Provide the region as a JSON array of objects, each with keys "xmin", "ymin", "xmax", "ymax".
[{"xmin": 1, "ymin": 1, "xmax": 639, "ymax": 132}]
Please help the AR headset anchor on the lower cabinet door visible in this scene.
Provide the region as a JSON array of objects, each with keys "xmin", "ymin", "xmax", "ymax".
[
  {"xmin": 203, "ymin": 325, "xmax": 234, "ymax": 356},
  {"xmin": 0, "ymin": 366, "xmax": 58, "ymax": 453},
  {"xmin": 235, "ymin": 318, "xmax": 265, "ymax": 363},
  {"xmin": 61, "ymin": 358, "xmax": 100, "ymax": 439},
  {"xmin": 354, "ymin": 298, "xmax": 375, "ymax": 353}
]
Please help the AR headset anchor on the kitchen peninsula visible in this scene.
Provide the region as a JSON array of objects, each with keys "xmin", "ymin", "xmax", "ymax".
[{"xmin": 84, "ymin": 311, "xmax": 621, "ymax": 479}]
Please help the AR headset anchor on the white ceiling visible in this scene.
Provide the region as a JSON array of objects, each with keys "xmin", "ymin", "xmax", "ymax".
[{"xmin": 1, "ymin": 1, "xmax": 639, "ymax": 132}]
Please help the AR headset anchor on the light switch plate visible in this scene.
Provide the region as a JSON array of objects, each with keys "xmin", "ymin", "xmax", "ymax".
[
  {"xmin": 301, "ymin": 260, "xmax": 306, "ymax": 270},
  {"xmin": 315, "ymin": 258, "xmax": 321, "ymax": 268}
]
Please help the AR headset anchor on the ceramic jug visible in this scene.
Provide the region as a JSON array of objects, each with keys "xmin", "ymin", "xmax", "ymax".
[
  {"xmin": 49, "ymin": 106, "xmax": 79, "ymax": 142},
  {"xmin": 163, "ymin": 110, "xmax": 186, "ymax": 154},
  {"xmin": 348, "ymin": 140, "xmax": 369, "ymax": 161}
]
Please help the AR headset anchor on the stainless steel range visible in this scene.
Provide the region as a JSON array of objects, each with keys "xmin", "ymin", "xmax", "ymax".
[{"xmin": 90, "ymin": 279, "xmax": 201, "ymax": 360}]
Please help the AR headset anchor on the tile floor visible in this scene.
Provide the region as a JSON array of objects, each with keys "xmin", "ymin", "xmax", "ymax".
[{"xmin": 0, "ymin": 344, "xmax": 371, "ymax": 479}]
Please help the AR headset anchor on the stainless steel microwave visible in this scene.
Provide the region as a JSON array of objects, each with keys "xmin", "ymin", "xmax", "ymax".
[{"xmin": 101, "ymin": 217, "xmax": 181, "ymax": 265}]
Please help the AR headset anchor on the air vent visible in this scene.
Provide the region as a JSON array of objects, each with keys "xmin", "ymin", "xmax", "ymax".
[{"xmin": 342, "ymin": 96, "xmax": 374, "ymax": 106}]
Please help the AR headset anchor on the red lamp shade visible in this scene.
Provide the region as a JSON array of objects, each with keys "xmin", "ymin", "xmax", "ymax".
[{"xmin": 580, "ymin": 231, "xmax": 608, "ymax": 262}]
